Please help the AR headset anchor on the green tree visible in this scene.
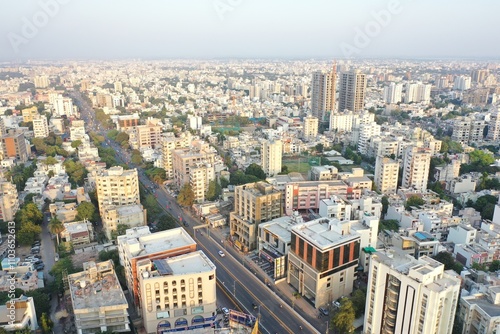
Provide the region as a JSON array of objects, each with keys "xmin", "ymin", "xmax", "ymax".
[
  {"xmin": 206, "ymin": 179, "xmax": 222, "ymax": 201},
  {"xmin": 71, "ymin": 139, "xmax": 82, "ymax": 149},
  {"xmin": 315, "ymin": 143, "xmax": 324, "ymax": 153},
  {"xmin": 351, "ymin": 289, "xmax": 366, "ymax": 318},
  {"xmin": 40, "ymin": 312, "xmax": 53, "ymax": 334},
  {"xmin": 331, "ymin": 298, "xmax": 356, "ymax": 334},
  {"xmin": 107, "ymin": 130, "xmax": 119, "ymax": 141},
  {"xmin": 115, "ymin": 132, "xmax": 129, "ymax": 144},
  {"xmin": 76, "ymin": 201, "xmax": 96, "ymax": 221},
  {"xmin": 379, "ymin": 219, "xmax": 400, "ymax": 232},
  {"xmin": 177, "ymin": 184, "xmax": 195, "ymax": 207},
  {"xmin": 16, "ymin": 202, "xmax": 44, "ymax": 226},
  {"xmin": 49, "ymin": 258, "xmax": 75, "ymax": 293},
  {"xmin": 18, "ymin": 221, "xmax": 42, "ymax": 245},
  {"xmin": 469, "ymin": 150, "xmax": 495, "ymax": 166},
  {"xmin": 48, "ymin": 216, "xmax": 64, "ymax": 246},
  {"xmin": 43, "ymin": 156, "xmax": 58, "ymax": 165},
  {"xmin": 157, "ymin": 215, "xmax": 176, "ymax": 231},
  {"xmin": 405, "ymin": 195, "xmax": 425, "ymax": 210},
  {"xmin": 245, "ymin": 163, "xmax": 266, "ymax": 180},
  {"xmin": 131, "ymin": 153, "xmax": 143, "ymax": 165},
  {"xmin": 220, "ymin": 177, "xmax": 229, "ymax": 189},
  {"xmin": 433, "ymin": 252, "xmax": 463, "ymax": 273},
  {"xmin": 24, "ymin": 289, "xmax": 51, "ymax": 320},
  {"xmin": 144, "ymin": 195, "xmax": 161, "ymax": 218},
  {"xmin": 381, "ymin": 196, "xmax": 389, "ymax": 216},
  {"xmin": 63, "ymin": 159, "xmax": 88, "ymax": 186}
]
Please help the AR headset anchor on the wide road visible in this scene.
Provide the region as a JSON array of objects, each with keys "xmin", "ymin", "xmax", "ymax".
[{"xmin": 72, "ymin": 91, "xmax": 319, "ymax": 334}]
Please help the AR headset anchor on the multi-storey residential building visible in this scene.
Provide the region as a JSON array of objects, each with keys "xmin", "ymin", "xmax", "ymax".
[
  {"xmin": 338, "ymin": 69, "xmax": 366, "ymax": 112},
  {"xmin": 402, "ymin": 146, "xmax": 431, "ymax": 191},
  {"xmin": 68, "ymin": 261, "xmax": 130, "ymax": 334},
  {"xmin": 34, "ymin": 75, "xmax": 49, "ymax": 88},
  {"xmin": 303, "ymin": 115, "xmax": 319, "ymax": 141},
  {"xmin": 366, "ymin": 137, "xmax": 399, "ymax": 158},
  {"xmin": 311, "ymin": 66, "xmax": 336, "ymax": 121},
  {"xmin": 114, "ymin": 113, "xmax": 140, "ymax": 131},
  {"xmin": 52, "ymin": 94, "xmax": 75, "ymax": 117},
  {"xmin": 101, "ymin": 204, "xmax": 146, "ymax": 240},
  {"xmin": 32, "ymin": 115, "xmax": 49, "ymax": 138},
  {"xmin": 452, "ymin": 117, "xmax": 486, "ymax": 144},
  {"xmin": 70, "ymin": 120, "xmax": 87, "ymax": 141},
  {"xmin": 117, "ymin": 227, "xmax": 197, "ymax": 308},
  {"xmin": 374, "ymin": 156, "xmax": 399, "ymax": 194},
  {"xmin": 364, "ymin": 251, "xmax": 461, "ymax": 334},
  {"xmin": 434, "ymin": 159, "xmax": 461, "ymax": 182},
  {"xmin": 95, "ymin": 166, "xmax": 140, "ymax": 213},
  {"xmin": 329, "ymin": 110, "xmax": 374, "ymax": 133},
  {"xmin": 132, "ymin": 118, "xmax": 163, "ymax": 149},
  {"xmin": 288, "ymin": 217, "xmax": 361, "ymax": 308},
  {"xmin": 487, "ymin": 110, "xmax": 500, "ymax": 141},
  {"xmin": 161, "ymin": 132, "xmax": 192, "ymax": 179},
  {"xmin": 2, "ymin": 130, "xmax": 28, "ymax": 163},
  {"xmin": 357, "ymin": 122, "xmax": 381, "ymax": 155},
  {"xmin": 404, "ymin": 82, "xmax": 431, "ymax": 104},
  {"xmin": 383, "ymin": 82, "xmax": 403, "ymax": 104},
  {"xmin": 0, "ymin": 295, "xmax": 38, "ymax": 332},
  {"xmin": 0, "ymin": 180, "xmax": 19, "ymax": 222},
  {"xmin": 309, "ymin": 165, "xmax": 338, "ymax": 181},
  {"xmin": 284, "ymin": 180, "xmax": 363, "ymax": 215},
  {"xmin": 137, "ymin": 251, "xmax": 217, "ymax": 333},
  {"xmin": 172, "ymin": 141, "xmax": 216, "ymax": 196},
  {"xmin": 21, "ymin": 106, "xmax": 38, "ymax": 123},
  {"xmin": 458, "ymin": 285, "xmax": 500, "ymax": 334},
  {"xmin": 261, "ymin": 139, "xmax": 282, "ymax": 177},
  {"xmin": 454, "ymin": 75, "xmax": 472, "ymax": 91},
  {"xmin": 230, "ymin": 182, "xmax": 282, "ymax": 252},
  {"xmin": 61, "ymin": 220, "xmax": 94, "ymax": 247}
]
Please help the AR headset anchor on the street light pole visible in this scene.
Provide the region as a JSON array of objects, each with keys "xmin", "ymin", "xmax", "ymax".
[{"xmin": 233, "ymin": 280, "xmax": 236, "ymax": 297}]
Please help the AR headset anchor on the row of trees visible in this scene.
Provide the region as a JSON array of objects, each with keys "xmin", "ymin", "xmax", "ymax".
[{"xmin": 14, "ymin": 202, "xmax": 43, "ymax": 245}]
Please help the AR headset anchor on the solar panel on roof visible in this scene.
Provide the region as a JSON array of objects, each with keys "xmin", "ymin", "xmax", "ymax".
[{"xmin": 153, "ymin": 259, "xmax": 173, "ymax": 275}]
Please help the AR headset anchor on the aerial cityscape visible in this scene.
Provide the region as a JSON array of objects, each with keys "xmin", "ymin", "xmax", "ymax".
[{"xmin": 0, "ymin": 1, "xmax": 500, "ymax": 334}]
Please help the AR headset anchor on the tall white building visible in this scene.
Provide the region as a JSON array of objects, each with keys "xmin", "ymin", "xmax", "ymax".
[
  {"xmin": 53, "ymin": 94, "xmax": 75, "ymax": 117},
  {"xmin": 383, "ymin": 83, "xmax": 403, "ymax": 104},
  {"xmin": 364, "ymin": 251, "xmax": 461, "ymax": 334},
  {"xmin": 374, "ymin": 156, "xmax": 399, "ymax": 194},
  {"xmin": 303, "ymin": 115, "xmax": 319, "ymax": 141},
  {"xmin": 487, "ymin": 111, "xmax": 500, "ymax": 141},
  {"xmin": 32, "ymin": 115, "xmax": 49, "ymax": 138},
  {"xmin": 451, "ymin": 117, "xmax": 486, "ymax": 144},
  {"xmin": 454, "ymin": 76, "xmax": 472, "ymax": 91},
  {"xmin": 311, "ymin": 66, "xmax": 336, "ymax": 121},
  {"xmin": 261, "ymin": 139, "xmax": 282, "ymax": 176},
  {"xmin": 405, "ymin": 83, "xmax": 432, "ymax": 104},
  {"xmin": 34, "ymin": 75, "xmax": 49, "ymax": 88},
  {"xmin": 330, "ymin": 110, "xmax": 374, "ymax": 133},
  {"xmin": 95, "ymin": 166, "xmax": 140, "ymax": 213},
  {"xmin": 357, "ymin": 122, "xmax": 381, "ymax": 155},
  {"xmin": 402, "ymin": 146, "xmax": 431, "ymax": 191}
]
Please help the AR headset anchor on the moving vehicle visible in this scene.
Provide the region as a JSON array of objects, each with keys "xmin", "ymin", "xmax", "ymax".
[{"xmin": 218, "ymin": 251, "xmax": 225, "ymax": 257}]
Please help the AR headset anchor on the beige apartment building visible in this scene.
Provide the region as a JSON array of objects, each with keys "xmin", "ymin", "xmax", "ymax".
[
  {"xmin": 32, "ymin": 115, "xmax": 49, "ymax": 138},
  {"xmin": 261, "ymin": 139, "xmax": 282, "ymax": 177},
  {"xmin": 137, "ymin": 251, "xmax": 217, "ymax": 333},
  {"xmin": 338, "ymin": 69, "xmax": 367, "ymax": 112},
  {"xmin": 402, "ymin": 146, "xmax": 431, "ymax": 191},
  {"xmin": 117, "ymin": 227, "xmax": 197, "ymax": 309},
  {"xmin": 172, "ymin": 141, "xmax": 216, "ymax": 198},
  {"xmin": 95, "ymin": 166, "xmax": 140, "ymax": 213},
  {"xmin": 303, "ymin": 115, "xmax": 319, "ymax": 141},
  {"xmin": 132, "ymin": 118, "xmax": 162, "ymax": 149},
  {"xmin": 364, "ymin": 251, "xmax": 461, "ymax": 334},
  {"xmin": 68, "ymin": 260, "xmax": 130, "ymax": 334},
  {"xmin": 0, "ymin": 180, "xmax": 19, "ymax": 222},
  {"xmin": 458, "ymin": 285, "xmax": 500, "ymax": 334},
  {"xmin": 374, "ymin": 156, "xmax": 399, "ymax": 194},
  {"xmin": 229, "ymin": 182, "xmax": 282, "ymax": 252},
  {"xmin": 161, "ymin": 132, "xmax": 192, "ymax": 179},
  {"xmin": 311, "ymin": 66, "xmax": 336, "ymax": 121},
  {"xmin": 21, "ymin": 106, "xmax": 38, "ymax": 123},
  {"xmin": 101, "ymin": 204, "xmax": 146, "ymax": 240}
]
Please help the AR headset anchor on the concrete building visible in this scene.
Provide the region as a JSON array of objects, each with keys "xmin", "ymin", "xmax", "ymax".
[
  {"xmin": 454, "ymin": 75, "xmax": 472, "ymax": 91},
  {"xmin": 0, "ymin": 180, "xmax": 19, "ymax": 222},
  {"xmin": 458, "ymin": 285, "xmax": 500, "ymax": 334},
  {"xmin": 364, "ymin": 251, "xmax": 461, "ymax": 334},
  {"xmin": 32, "ymin": 115, "xmax": 49, "ymax": 138},
  {"xmin": 374, "ymin": 156, "xmax": 399, "ymax": 194},
  {"xmin": 117, "ymin": 227, "xmax": 197, "ymax": 308},
  {"xmin": 101, "ymin": 204, "xmax": 146, "ymax": 240},
  {"xmin": 0, "ymin": 295, "xmax": 38, "ymax": 332},
  {"xmin": 383, "ymin": 82, "xmax": 403, "ymax": 104},
  {"xmin": 137, "ymin": 251, "xmax": 217, "ymax": 333},
  {"xmin": 311, "ymin": 66, "xmax": 336, "ymax": 121},
  {"xmin": 114, "ymin": 113, "xmax": 140, "ymax": 131},
  {"xmin": 402, "ymin": 146, "xmax": 431, "ymax": 191},
  {"xmin": 447, "ymin": 224, "xmax": 477, "ymax": 245},
  {"xmin": 338, "ymin": 69, "xmax": 366, "ymax": 112},
  {"xmin": 34, "ymin": 75, "xmax": 49, "ymax": 88},
  {"xmin": 287, "ymin": 217, "xmax": 361, "ymax": 309},
  {"xmin": 303, "ymin": 115, "xmax": 319, "ymax": 141},
  {"xmin": 161, "ymin": 132, "xmax": 192, "ymax": 179},
  {"xmin": 68, "ymin": 260, "xmax": 130, "ymax": 334},
  {"xmin": 452, "ymin": 117, "xmax": 486, "ymax": 144},
  {"xmin": 404, "ymin": 83, "xmax": 432, "ymax": 104},
  {"xmin": 309, "ymin": 165, "xmax": 338, "ymax": 181},
  {"xmin": 261, "ymin": 139, "xmax": 282, "ymax": 177},
  {"xmin": 1, "ymin": 130, "xmax": 28, "ymax": 163},
  {"xmin": 434, "ymin": 159, "xmax": 461, "ymax": 182},
  {"xmin": 329, "ymin": 110, "xmax": 374, "ymax": 133},
  {"xmin": 487, "ymin": 111, "xmax": 500, "ymax": 141},
  {"xmin": 230, "ymin": 182, "xmax": 282, "ymax": 252},
  {"xmin": 70, "ymin": 120, "xmax": 87, "ymax": 141},
  {"xmin": 357, "ymin": 122, "xmax": 381, "ymax": 155},
  {"xmin": 61, "ymin": 220, "xmax": 94, "ymax": 247},
  {"xmin": 53, "ymin": 94, "xmax": 75, "ymax": 117},
  {"xmin": 21, "ymin": 106, "xmax": 38, "ymax": 123},
  {"xmin": 95, "ymin": 166, "xmax": 140, "ymax": 213},
  {"xmin": 132, "ymin": 118, "xmax": 163, "ymax": 149}
]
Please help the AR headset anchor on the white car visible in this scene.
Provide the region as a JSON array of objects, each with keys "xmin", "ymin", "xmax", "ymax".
[{"xmin": 218, "ymin": 251, "xmax": 225, "ymax": 257}]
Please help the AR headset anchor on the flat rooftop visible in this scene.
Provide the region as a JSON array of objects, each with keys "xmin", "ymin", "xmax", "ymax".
[
  {"xmin": 68, "ymin": 261, "xmax": 128, "ymax": 311},
  {"xmin": 292, "ymin": 218, "xmax": 359, "ymax": 250},
  {"xmin": 260, "ymin": 215, "xmax": 304, "ymax": 242},
  {"xmin": 116, "ymin": 204, "xmax": 143, "ymax": 216},
  {"xmin": 464, "ymin": 294, "xmax": 500, "ymax": 317},
  {"xmin": 123, "ymin": 227, "xmax": 196, "ymax": 258},
  {"xmin": 143, "ymin": 250, "xmax": 216, "ymax": 278},
  {"xmin": 64, "ymin": 221, "xmax": 89, "ymax": 234}
]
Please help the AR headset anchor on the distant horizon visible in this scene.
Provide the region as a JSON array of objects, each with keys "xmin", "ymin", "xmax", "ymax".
[{"xmin": 2, "ymin": 1, "xmax": 500, "ymax": 61}]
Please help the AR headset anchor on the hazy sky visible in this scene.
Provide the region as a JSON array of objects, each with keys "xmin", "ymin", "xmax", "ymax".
[{"xmin": 1, "ymin": 0, "xmax": 499, "ymax": 61}]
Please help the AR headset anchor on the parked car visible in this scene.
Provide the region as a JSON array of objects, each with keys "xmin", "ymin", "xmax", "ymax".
[
  {"xmin": 222, "ymin": 307, "xmax": 229, "ymax": 317},
  {"xmin": 218, "ymin": 251, "xmax": 225, "ymax": 257},
  {"xmin": 35, "ymin": 264, "xmax": 45, "ymax": 271},
  {"xmin": 319, "ymin": 307, "xmax": 329, "ymax": 316},
  {"xmin": 54, "ymin": 254, "xmax": 59, "ymax": 262}
]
